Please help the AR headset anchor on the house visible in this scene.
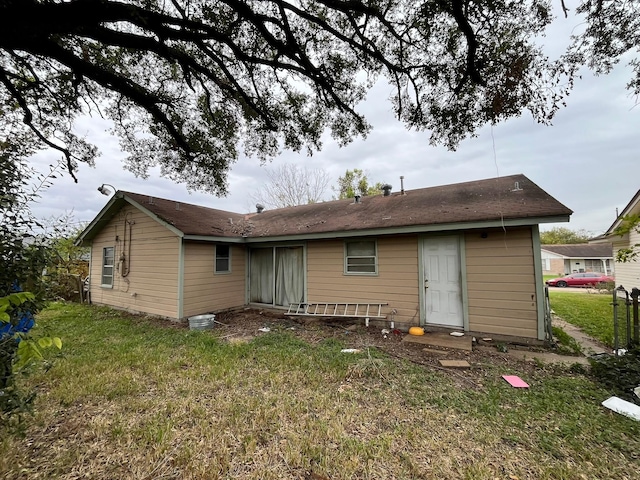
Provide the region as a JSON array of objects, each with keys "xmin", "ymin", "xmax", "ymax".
[
  {"xmin": 592, "ymin": 189, "xmax": 640, "ymax": 289},
  {"xmin": 540, "ymin": 244, "xmax": 614, "ymax": 276},
  {"xmin": 75, "ymin": 174, "xmax": 572, "ymax": 341}
]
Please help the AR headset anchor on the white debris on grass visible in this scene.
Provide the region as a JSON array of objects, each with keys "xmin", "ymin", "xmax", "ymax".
[{"xmin": 602, "ymin": 396, "xmax": 640, "ymax": 421}]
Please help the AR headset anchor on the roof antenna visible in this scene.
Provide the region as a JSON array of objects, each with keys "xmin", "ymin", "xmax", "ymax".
[{"xmin": 400, "ymin": 176, "xmax": 405, "ymax": 195}]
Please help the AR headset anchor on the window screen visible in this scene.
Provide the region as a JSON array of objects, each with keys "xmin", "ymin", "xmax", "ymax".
[
  {"xmin": 102, "ymin": 247, "xmax": 114, "ymax": 286},
  {"xmin": 345, "ymin": 240, "xmax": 377, "ymax": 274},
  {"xmin": 215, "ymin": 245, "xmax": 231, "ymax": 273}
]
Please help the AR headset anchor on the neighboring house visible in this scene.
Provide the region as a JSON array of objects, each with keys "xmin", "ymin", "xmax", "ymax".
[
  {"xmin": 540, "ymin": 244, "xmax": 614, "ymax": 276},
  {"xmin": 75, "ymin": 174, "xmax": 572, "ymax": 341},
  {"xmin": 592, "ymin": 189, "xmax": 640, "ymax": 289}
]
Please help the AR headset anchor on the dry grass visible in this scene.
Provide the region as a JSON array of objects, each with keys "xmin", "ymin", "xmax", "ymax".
[{"xmin": 1, "ymin": 303, "xmax": 638, "ymax": 479}]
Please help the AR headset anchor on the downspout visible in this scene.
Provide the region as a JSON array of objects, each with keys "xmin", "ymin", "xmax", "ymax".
[
  {"xmin": 531, "ymin": 225, "xmax": 548, "ymax": 341},
  {"xmin": 177, "ymin": 237, "xmax": 185, "ymax": 320}
]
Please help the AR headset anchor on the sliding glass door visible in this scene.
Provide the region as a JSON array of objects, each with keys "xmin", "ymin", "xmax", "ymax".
[{"xmin": 249, "ymin": 246, "xmax": 304, "ymax": 307}]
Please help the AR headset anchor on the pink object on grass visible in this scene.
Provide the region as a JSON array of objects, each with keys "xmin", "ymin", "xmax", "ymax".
[{"xmin": 502, "ymin": 375, "xmax": 529, "ymax": 388}]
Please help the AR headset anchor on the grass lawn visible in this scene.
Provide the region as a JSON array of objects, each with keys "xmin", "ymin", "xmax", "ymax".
[
  {"xmin": 548, "ymin": 291, "xmax": 623, "ymax": 347},
  {"xmin": 1, "ymin": 303, "xmax": 639, "ymax": 479}
]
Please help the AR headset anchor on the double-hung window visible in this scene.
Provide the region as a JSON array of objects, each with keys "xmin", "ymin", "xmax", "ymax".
[
  {"xmin": 345, "ymin": 240, "xmax": 377, "ymax": 275},
  {"xmin": 101, "ymin": 247, "xmax": 115, "ymax": 287},
  {"xmin": 215, "ymin": 245, "xmax": 231, "ymax": 273}
]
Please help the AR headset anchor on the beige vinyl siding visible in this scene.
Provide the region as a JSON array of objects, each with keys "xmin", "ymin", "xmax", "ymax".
[
  {"xmin": 613, "ymin": 236, "xmax": 640, "ymax": 288},
  {"xmin": 89, "ymin": 205, "xmax": 180, "ymax": 318},
  {"xmin": 182, "ymin": 243, "xmax": 246, "ymax": 318},
  {"xmin": 307, "ymin": 236, "xmax": 419, "ymax": 328},
  {"xmin": 611, "ymin": 199, "xmax": 640, "ymax": 287},
  {"xmin": 465, "ymin": 227, "xmax": 539, "ymax": 338}
]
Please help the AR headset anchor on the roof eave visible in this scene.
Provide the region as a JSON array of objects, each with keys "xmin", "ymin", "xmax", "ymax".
[
  {"xmin": 603, "ymin": 189, "xmax": 640, "ymax": 235},
  {"xmin": 74, "ymin": 193, "xmax": 126, "ymax": 246},
  {"xmin": 183, "ymin": 235, "xmax": 247, "ymax": 243}
]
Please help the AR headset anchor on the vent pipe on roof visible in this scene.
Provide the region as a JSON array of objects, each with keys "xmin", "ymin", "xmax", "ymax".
[
  {"xmin": 256, "ymin": 204, "xmax": 265, "ymax": 213},
  {"xmin": 382, "ymin": 184, "xmax": 392, "ymax": 196},
  {"xmin": 400, "ymin": 176, "xmax": 405, "ymax": 195}
]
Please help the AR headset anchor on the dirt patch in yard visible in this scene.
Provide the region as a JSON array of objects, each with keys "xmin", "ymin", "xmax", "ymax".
[{"xmin": 171, "ymin": 308, "xmax": 583, "ymax": 384}]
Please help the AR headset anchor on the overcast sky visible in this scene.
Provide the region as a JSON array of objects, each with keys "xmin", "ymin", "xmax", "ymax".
[{"xmin": 27, "ymin": 10, "xmax": 639, "ymax": 237}]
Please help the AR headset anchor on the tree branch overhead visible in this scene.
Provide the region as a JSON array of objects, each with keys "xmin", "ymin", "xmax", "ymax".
[{"xmin": 0, "ymin": 0, "xmax": 637, "ymax": 193}]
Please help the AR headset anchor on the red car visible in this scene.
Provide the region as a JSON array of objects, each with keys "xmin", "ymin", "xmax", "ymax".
[{"xmin": 546, "ymin": 273, "xmax": 614, "ymax": 288}]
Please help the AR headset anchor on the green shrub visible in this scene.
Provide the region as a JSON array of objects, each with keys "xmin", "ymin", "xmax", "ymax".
[{"xmin": 589, "ymin": 347, "xmax": 640, "ymax": 405}]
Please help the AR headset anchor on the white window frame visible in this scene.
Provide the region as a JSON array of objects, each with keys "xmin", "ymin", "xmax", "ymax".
[
  {"xmin": 344, "ymin": 239, "xmax": 378, "ymax": 275},
  {"xmin": 215, "ymin": 244, "xmax": 231, "ymax": 274},
  {"xmin": 101, "ymin": 246, "xmax": 115, "ymax": 288}
]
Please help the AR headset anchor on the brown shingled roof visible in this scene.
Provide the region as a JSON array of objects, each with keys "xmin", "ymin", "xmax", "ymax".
[
  {"xmin": 116, "ymin": 174, "xmax": 571, "ymax": 240},
  {"xmin": 124, "ymin": 192, "xmax": 245, "ymax": 237},
  {"xmin": 541, "ymin": 244, "xmax": 613, "ymax": 258},
  {"xmin": 242, "ymin": 174, "xmax": 571, "ymax": 238}
]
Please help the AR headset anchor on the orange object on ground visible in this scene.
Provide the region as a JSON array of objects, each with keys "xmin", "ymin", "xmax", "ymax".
[{"xmin": 408, "ymin": 326, "xmax": 425, "ymax": 336}]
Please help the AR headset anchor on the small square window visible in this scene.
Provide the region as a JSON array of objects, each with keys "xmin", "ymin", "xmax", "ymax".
[
  {"xmin": 215, "ymin": 245, "xmax": 231, "ymax": 273},
  {"xmin": 102, "ymin": 247, "xmax": 114, "ymax": 287},
  {"xmin": 345, "ymin": 240, "xmax": 377, "ymax": 275}
]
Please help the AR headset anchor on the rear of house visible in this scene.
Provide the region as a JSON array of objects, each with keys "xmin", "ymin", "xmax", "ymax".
[
  {"xmin": 88, "ymin": 204, "xmax": 181, "ymax": 318},
  {"xmin": 77, "ymin": 174, "xmax": 571, "ymax": 341},
  {"xmin": 301, "ymin": 227, "xmax": 540, "ymax": 338}
]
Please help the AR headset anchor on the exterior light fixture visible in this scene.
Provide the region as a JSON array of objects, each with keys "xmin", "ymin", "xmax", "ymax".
[{"xmin": 98, "ymin": 183, "xmax": 116, "ymax": 196}]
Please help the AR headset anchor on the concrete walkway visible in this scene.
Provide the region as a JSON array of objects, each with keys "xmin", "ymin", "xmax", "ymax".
[
  {"xmin": 473, "ymin": 317, "xmax": 609, "ymax": 366},
  {"xmin": 552, "ymin": 316, "xmax": 609, "ymax": 356}
]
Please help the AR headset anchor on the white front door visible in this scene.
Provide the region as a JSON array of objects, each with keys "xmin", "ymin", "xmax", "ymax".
[{"xmin": 422, "ymin": 236, "xmax": 463, "ymax": 328}]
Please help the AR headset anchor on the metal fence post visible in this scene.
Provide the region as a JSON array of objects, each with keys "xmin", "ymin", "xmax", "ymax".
[
  {"xmin": 631, "ymin": 287, "xmax": 640, "ymax": 346},
  {"xmin": 624, "ymin": 289, "xmax": 632, "ymax": 348},
  {"xmin": 612, "ymin": 287, "xmax": 619, "ymax": 353}
]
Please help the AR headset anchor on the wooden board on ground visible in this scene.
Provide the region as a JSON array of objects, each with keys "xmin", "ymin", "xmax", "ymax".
[
  {"xmin": 403, "ymin": 332, "xmax": 473, "ymax": 351},
  {"xmin": 438, "ymin": 360, "xmax": 471, "ymax": 368}
]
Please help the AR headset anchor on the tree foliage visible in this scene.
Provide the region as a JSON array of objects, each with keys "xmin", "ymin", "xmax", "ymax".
[
  {"xmin": 0, "ymin": 148, "xmax": 53, "ymax": 302},
  {"xmin": 335, "ymin": 168, "xmax": 384, "ymax": 199},
  {"xmin": 613, "ymin": 214, "xmax": 640, "ymax": 263},
  {"xmin": 251, "ymin": 163, "xmax": 330, "ymax": 209},
  {"xmin": 539, "ymin": 227, "xmax": 593, "ymax": 244},
  {"xmin": 0, "ymin": 150, "xmax": 66, "ymax": 424},
  {"xmin": 1, "ymin": 0, "xmax": 638, "ymax": 194}
]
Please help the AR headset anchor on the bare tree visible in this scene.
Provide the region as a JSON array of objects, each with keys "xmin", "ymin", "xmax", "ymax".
[{"xmin": 251, "ymin": 164, "xmax": 330, "ymax": 209}]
